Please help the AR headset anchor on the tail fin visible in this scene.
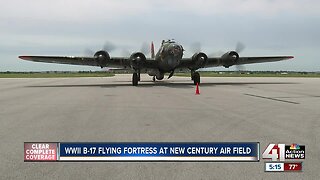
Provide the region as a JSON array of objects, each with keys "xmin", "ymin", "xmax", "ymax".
[{"xmin": 151, "ymin": 41, "xmax": 155, "ymax": 59}]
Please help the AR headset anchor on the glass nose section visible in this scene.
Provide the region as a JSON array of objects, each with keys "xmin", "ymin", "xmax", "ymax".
[{"xmin": 169, "ymin": 45, "xmax": 182, "ymax": 56}]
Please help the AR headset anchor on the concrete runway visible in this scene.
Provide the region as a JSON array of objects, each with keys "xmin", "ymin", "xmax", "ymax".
[{"xmin": 0, "ymin": 74, "xmax": 319, "ymax": 179}]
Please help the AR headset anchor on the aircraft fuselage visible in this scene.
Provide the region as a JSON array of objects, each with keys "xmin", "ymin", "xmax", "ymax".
[{"xmin": 155, "ymin": 40, "xmax": 184, "ymax": 72}]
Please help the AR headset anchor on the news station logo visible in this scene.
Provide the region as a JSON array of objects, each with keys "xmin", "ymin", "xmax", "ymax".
[{"xmin": 262, "ymin": 143, "xmax": 305, "ymax": 161}]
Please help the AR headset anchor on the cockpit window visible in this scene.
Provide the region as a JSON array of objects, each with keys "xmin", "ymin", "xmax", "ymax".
[{"xmin": 163, "ymin": 39, "xmax": 175, "ymax": 44}]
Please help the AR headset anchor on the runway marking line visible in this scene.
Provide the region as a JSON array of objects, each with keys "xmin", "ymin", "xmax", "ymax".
[{"xmin": 244, "ymin": 93, "xmax": 300, "ymax": 105}]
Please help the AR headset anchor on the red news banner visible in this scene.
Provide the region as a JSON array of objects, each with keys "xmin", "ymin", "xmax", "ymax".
[
  {"xmin": 24, "ymin": 143, "xmax": 57, "ymax": 161},
  {"xmin": 284, "ymin": 162, "xmax": 303, "ymax": 172}
]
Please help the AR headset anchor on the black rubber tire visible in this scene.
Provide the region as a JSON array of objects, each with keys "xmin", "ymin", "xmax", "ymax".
[
  {"xmin": 152, "ymin": 76, "xmax": 156, "ymax": 82},
  {"xmin": 193, "ymin": 72, "xmax": 200, "ymax": 85},
  {"xmin": 132, "ymin": 73, "xmax": 139, "ymax": 86}
]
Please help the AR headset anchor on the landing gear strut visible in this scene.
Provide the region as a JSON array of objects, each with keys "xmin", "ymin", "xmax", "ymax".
[
  {"xmin": 132, "ymin": 69, "xmax": 141, "ymax": 86},
  {"xmin": 191, "ymin": 71, "xmax": 200, "ymax": 85},
  {"xmin": 132, "ymin": 73, "xmax": 139, "ymax": 86}
]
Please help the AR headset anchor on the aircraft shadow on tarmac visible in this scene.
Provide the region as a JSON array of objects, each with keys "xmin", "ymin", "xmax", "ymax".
[{"xmin": 26, "ymin": 81, "xmax": 298, "ymax": 89}]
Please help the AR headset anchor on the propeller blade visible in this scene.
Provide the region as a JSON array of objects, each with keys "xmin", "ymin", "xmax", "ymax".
[
  {"xmin": 103, "ymin": 41, "xmax": 116, "ymax": 52},
  {"xmin": 190, "ymin": 42, "xmax": 202, "ymax": 53},
  {"xmin": 140, "ymin": 42, "xmax": 149, "ymax": 55},
  {"xmin": 235, "ymin": 42, "xmax": 246, "ymax": 71},
  {"xmin": 83, "ymin": 48, "xmax": 94, "ymax": 57},
  {"xmin": 121, "ymin": 49, "xmax": 131, "ymax": 57},
  {"xmin": 235, "ymin": 42, "xmax": 245, "ymax": 53},
  {"xmin": 235, "ymin": 65, "xmax": 246, "ymax": 71}
]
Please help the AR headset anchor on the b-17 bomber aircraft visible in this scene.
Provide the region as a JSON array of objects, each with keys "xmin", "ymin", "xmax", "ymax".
[{"xmin": 19, "ymin": 40, "xmax": 293, "ymax": 86}]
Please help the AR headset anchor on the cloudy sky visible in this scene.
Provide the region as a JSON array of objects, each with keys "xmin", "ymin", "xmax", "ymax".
[{"xmin": 1, "ymin": 0, "xmax": 319, "ymax": 71}]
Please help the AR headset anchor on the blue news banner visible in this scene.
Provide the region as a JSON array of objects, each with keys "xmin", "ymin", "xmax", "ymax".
[{"xmin": 57, "ymin": 142, "xmax": 259, "ymax": 162}]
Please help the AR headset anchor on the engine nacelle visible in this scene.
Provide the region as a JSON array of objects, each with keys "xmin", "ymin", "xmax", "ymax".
[
  {"xmin": 221, "ymin": 51, "xmax": 239, "ymax": 68},
  {"xmin": 191, "ymin": 52, "xmax": 208, "ymax": 70},
  {"xmin": 130, "ymin": 52, "xmax": 146, "ymax": 69},
  {"xmin": 94, "ymin": 50, "xmax": 110, "ymax": 68}
]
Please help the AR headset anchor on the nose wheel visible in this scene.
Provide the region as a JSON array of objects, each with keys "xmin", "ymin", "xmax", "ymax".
[{"xmin": 191, "ymin": 72, "xmax": 200, "ymax": 85}]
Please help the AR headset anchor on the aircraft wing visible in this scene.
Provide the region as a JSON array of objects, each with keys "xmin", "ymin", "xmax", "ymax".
[
  {"xmin": 234, "ymin": 56, "xmax": 294, "ymax": 65},
  {"xmin": 180, "ymin": 56, "xmax": 293, "ymax": 69},
  {"xmin": 19, "ymin": 55, "xmax": 293, "ymax": 70},
  {"xmin": 19, "ymin": 55, "xmax": 158, "ymax": 69}
]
